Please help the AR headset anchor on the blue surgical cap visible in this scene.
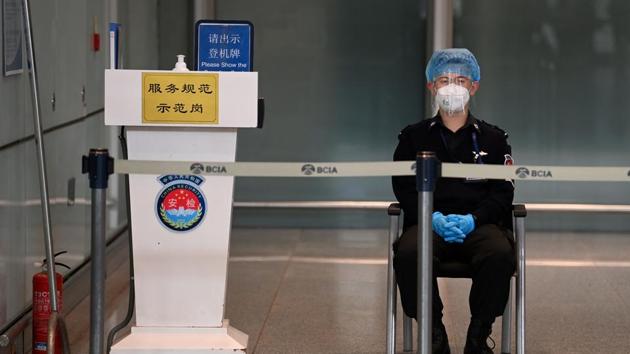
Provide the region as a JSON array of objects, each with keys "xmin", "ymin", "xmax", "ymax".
[{"xmin": 425, "ymin": 48, "xmax": 481, "ymax": 82}]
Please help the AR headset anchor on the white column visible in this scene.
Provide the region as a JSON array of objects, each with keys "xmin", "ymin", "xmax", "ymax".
[
  {"xmin": 194, "ymin": 0, "xmax": 216, "ymax": 23},
  {"xmin": 432, "ymin": 0, "xmax": 453, "ymax": 51}
]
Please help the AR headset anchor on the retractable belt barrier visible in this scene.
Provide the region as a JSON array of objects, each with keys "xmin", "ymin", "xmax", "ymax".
[
  {"xmin": 114, "ymin": 159, "xmax": 630, "ymax": 182},
  {"xmin": 86, "ymin": 153, "xmax": 630, "ymax": 354}
]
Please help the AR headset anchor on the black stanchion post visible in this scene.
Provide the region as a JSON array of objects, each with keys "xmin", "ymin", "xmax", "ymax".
[
  {"xmin": 415, "ymin": 151, "xmax": 441, "ymax": 354},
  {"xmin": 82, "ymin": 149, "xmax": 114, "ymax": 354}
]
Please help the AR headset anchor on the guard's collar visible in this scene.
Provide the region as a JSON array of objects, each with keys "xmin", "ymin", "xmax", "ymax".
[{"xmin": 429, "ymin": 113, "xmax": 481, "ymax": 133}]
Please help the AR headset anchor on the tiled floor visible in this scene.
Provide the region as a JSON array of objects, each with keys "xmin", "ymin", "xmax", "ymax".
[{"xmin": 69, "ymin": 229, "xmax": 630, "ymax": 353}]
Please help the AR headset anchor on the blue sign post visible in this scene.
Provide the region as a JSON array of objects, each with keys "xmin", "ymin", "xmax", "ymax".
[{"xmin": 195, "ymin": 20, "xmax": 253, "ymax": 72}]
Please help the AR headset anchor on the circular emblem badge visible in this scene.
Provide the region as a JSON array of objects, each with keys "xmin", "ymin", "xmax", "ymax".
[{"xmin": 156, "ymin": 175, "xmax": 206, "ymax": 232}]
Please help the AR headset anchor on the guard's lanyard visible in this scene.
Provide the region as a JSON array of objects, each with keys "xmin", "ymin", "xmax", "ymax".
[
  {"xmin": 471, "ymin": 132, "xmax": 484, "ymax": 164},
  {"xmin": 439, "ymin": 129, "xmax": 484, "ymax": 164}
]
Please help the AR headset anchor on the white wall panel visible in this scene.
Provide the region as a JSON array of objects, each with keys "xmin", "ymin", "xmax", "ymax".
[
  {"xmin": 20, "ymin": 141, "xmax": 41, "ymax": 304},
  {"xmin": 46, "ymin": 0, "xmax": 87, "ymax": 129},
  {"xmin": 0, "ymin": 71, "xmax": 27, "ymax": 147},
  {"xmin": 29, "ymin": 0, "xmax": 56, "ymax": 130},
  {"xmin": 85, "ymin": 0, "xmax": 108, "ymax": 112},
  {"xmin": 0, "ymin": 144, "xmax": 28, "ymax": 323},
  {"xmin": 0, "ymin": 0, "xmax": 160, "ymax": 330}
]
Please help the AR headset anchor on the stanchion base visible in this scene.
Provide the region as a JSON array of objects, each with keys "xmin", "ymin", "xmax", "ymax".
[{"xmin": 110, "ymin": 321, "xmax": 247, "ymax": 353}]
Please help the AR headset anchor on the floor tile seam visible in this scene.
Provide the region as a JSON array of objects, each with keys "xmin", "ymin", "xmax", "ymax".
[{"xmin": 249, "ymin": 229, "xmax": 301, "ymax": 353}]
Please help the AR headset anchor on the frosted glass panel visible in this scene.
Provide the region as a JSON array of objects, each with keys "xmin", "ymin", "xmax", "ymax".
[
  {"xmin": 454, "ymin": 0, "xmax": 630, "ymax": 230},
  {"xmin": 217, "ymin": 0, "xmax": 426, "ymax": 227}
]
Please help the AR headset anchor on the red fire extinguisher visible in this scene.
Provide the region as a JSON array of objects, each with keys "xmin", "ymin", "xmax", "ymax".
[{"xmin": 32, "ymin": 251, "xmax": 69, "ymax": 353}]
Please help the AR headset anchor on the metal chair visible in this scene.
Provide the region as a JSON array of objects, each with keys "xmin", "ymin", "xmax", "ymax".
[{"xmin": 386, "ymin": 203, "xmax": 527, "ymax": 354}]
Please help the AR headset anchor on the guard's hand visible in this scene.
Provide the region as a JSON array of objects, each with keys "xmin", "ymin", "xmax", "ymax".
[
  {"xmin": 432, "ymin": 212, "xmax": 465, "ymax": 243},
  {"xmin": 446, "ymin": 214, "xmax": 475, "ymax": 235}
]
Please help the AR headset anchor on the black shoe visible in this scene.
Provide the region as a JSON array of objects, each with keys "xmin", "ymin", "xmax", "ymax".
[
  {"xmin": 463, "ymin": 319, "xmax": 495, "ymax": 354},
  {"xmin": 432, "ymin": 321, "xmax": 451, "ymax": 354}
]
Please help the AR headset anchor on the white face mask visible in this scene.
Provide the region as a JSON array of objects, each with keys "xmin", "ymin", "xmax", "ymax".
[{"xmin": 435, "ymin": 84, "xmax": 470, "ymax": 115}]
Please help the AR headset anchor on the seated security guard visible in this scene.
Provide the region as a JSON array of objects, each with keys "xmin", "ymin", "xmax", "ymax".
[{"xmin": 392, "ymin": 48, "xmax": 515, "ymax": 354}]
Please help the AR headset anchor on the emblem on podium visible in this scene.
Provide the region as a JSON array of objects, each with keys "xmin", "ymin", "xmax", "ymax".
[{"xmin": 155, "ymin": 175, "xmax": 206, "ymax": 232}]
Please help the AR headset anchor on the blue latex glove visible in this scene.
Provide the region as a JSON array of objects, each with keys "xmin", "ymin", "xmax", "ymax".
[
  {"xmin": 446, "ymin": 214, "xmax": 476, "ymax": 235},
  {"xmin": 432, "ymin": 212, "xmax": 465, "ymax": 243}
]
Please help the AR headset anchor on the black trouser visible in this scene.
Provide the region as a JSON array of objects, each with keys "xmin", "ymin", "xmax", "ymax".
[{"xmin": 393, "ymin": 223, "xmax": 515, "ymax": 324}]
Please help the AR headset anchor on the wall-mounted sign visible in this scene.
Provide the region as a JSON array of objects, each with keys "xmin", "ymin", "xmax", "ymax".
[
  {"xmin": 142, "ymin": 72, "xmax": 218, "ymax": 124},
  {"xmin": 3, "ymin": 0, "xmax": 23, "ymax": 76},
  {"xmin": 195, "ymin": 20, "xmax": 253, "ymax": 72}
]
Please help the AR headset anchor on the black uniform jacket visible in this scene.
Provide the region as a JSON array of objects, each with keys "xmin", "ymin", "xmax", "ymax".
[{"xmin": 392, "ymin": 113, "xmax": 515, "ymax": 231}]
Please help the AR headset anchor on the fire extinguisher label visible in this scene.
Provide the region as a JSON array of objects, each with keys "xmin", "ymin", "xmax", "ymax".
[
  {"xmin": 155, "ymin": 175, "xmax": 207, "ymax": 232},
  {"xmin": 33, "ymin": 273, "xmax": 63, "ymax": 353}
]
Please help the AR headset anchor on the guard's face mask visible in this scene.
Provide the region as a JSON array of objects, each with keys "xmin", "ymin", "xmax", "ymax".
[{"xmin": 435, "ymin": 83, "xmax": 470, "ymax": 115}]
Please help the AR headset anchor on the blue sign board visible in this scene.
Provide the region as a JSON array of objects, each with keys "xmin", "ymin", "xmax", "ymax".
[{"xmin": 195, "ymin": 20, "xmax": 253, "ymax": 72}]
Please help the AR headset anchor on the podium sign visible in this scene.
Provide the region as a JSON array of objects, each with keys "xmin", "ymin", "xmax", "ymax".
[
  {"xmin": 142, "ymin": 72, "xmax": 219, "ymax": 124},
  {"xmin": 195, "ymin": 20, "xmax": 253, "ymax": 72},
  {"xmin": 106, "ymin": 69, "xmax": 256, "ymax": 353}
]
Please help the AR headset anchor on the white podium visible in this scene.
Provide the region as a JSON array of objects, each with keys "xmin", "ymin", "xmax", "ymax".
[{"xmin": 105, "ymin": 69, "xmax": 257, "ymax": 353}]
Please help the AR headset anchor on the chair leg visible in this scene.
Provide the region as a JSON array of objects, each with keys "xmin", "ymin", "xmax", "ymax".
[
  {"xmin": 403, "ymin": 314, "xmax": 413, "ymax": 352},
  {"xmin": 501, "ymin": 277, "xmax": 513, "ymax": 354},
  {"xmin": 387, "ymin": 214, "xmax": 399, "ymax": 354},
  {"xmin": 515, "ymin": 217, "xmax": 526, "ymax": 354},
  {"xmin": 386, "ymin": 280, "xmax": 397, "ymax": 354}
]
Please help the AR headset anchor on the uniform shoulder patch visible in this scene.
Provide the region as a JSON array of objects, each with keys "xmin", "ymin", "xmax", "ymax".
[
  {"xmin": 400, "ymin": 119, "xmax": 430, "ymax": 136},
  {"xmin": 398, "ymin": 124, "xmax": 412, "ymax": 138},
  {"xmin": 480, "ymin": 120, "xmax": 509, "ymax": 139}
]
